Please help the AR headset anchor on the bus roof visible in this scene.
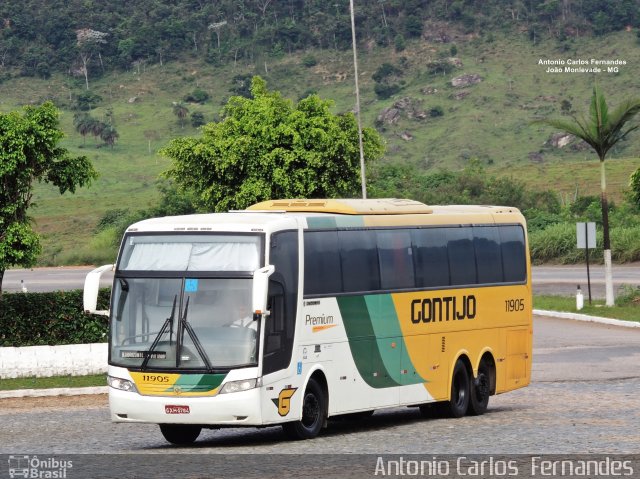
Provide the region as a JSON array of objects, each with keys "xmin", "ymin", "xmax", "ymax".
[
  {"xmin": 247, "ymin": 198, "xmax": 520, "ymax": 216},
  {"xmin": 247, "ymin": 198, "xmax": 433, "ymax": 215},
  {"xmin": 125, "ymin": 200, "xmax": 524, "ymax": 233}
]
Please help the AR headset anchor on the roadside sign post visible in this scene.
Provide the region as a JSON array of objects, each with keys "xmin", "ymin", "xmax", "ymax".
[{"xmin": 576, "ymin": 222, "xmax": 596, "ymax": 304}]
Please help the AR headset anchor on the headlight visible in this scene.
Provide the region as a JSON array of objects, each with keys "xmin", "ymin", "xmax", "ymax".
[
  {"xmin": 107, "ymin": 375, "xmax": 138, "ymax": 393},
  {"xmin": 219, "ymin": 379, "xmax": 258, "ymax": 394}
]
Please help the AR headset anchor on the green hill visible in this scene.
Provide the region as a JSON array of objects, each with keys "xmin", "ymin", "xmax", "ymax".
[{"xmin": 1, "ymin": 22, "xmax": 640, "ymax": 264}]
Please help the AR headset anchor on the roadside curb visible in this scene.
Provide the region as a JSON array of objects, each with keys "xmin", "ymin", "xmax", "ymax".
[
  {"xmin": 534, "ymin": 309, "xmax": 640, "ymax": 328},
  {"xmin": 0, "ymin": 386, "xmax": 108, "ymax": 399}
]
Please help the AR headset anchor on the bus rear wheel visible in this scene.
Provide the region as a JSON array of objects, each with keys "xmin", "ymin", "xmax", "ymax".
[
  {"xmin": 469, "ymin": 360, "xmax": 491, "ymax": 415},
  {"xmin": 159, "ymin": 424, "xmax": 202, "ymax": 445},
  {"xmin": 282, "ymin": 378, "xmax": 326, "ymax": 440},
  {"xmin": 447, "ymin": 359, "xmax": 470, "ymax": 418}
]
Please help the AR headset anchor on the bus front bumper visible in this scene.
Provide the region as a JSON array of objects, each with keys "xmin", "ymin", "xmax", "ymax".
[{"xmin": 109, "ymin": 387, "xmax": 263, "ymax": 426}]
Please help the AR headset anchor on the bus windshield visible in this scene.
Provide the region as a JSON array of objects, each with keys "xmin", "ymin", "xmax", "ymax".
[
  {"xmin": 110, "ymin": 277, "xmax": 258, "ymax": 370},
  {"xmin": 110, "ymin": 234, "xmax": 262, "ymax": 370}
]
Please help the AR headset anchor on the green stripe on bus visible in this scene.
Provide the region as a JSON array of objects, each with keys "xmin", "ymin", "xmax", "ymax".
[
  {"xmin": 167, "ymin": 373, "xmax": 227, "ymax": 392},
  {"xmin": 365, "ymin": 295, "xmax": 425, "ymax": 386},
  {"xmin": 306, "ymin": 216, "xmax": 365, "ymax": 229},
  {"xmin": 337, "ymin": 296, "xmax": 399, "ymax": 389},
  {"xmin": 307, "ymin": 217, "xmax": 337, "ymax": 229},
  {"xmin": 335, "ymin": 216, "xmax": 365, "ymax": 227}
]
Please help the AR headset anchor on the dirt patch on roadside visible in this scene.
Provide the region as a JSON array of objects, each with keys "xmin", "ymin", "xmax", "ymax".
[{"xmin": 0, "ymin": 394, "xmax": 108, "ymax": 414}]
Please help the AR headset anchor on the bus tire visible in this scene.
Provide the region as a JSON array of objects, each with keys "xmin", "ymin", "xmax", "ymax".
[
  {"xmin": 282, "ymin": 378, "xmax": 326, "ymax": 440},
  {"xmin": 447, "ymin": 359, "xmax": 470, "ymax": 418},
  {"xmin": 469, "ymin": 360, "xmax": 491, "ymax": 416},
  {"xmin": 159, "ymin": 424, "xmax": 202, "ymax": 445}
]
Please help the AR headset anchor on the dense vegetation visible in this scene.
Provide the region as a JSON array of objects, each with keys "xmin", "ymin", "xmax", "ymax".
[
  {"xmin": 0, "ymin": 289, "xmax": 109, "ymax": 346},
  {"xmin": 1, "ymin": 0, "xmax": 638, "ymax": 81},
  {"xmin": 0, "ymin": 102, "xmax": 97, "ymax": 293},
  {"xmin": 162, "ymin": 76, "xmax": 384, "ymax": 211}
]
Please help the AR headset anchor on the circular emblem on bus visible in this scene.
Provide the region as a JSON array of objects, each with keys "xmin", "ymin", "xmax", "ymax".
[{"xmin": 173, "ymin": 386, "xmax": 182, "ymax": 395}]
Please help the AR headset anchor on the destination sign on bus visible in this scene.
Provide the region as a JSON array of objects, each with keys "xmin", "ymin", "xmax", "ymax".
[{"xmin": 121, "ymin": 350, "xmax": 167, "ymax": 359}]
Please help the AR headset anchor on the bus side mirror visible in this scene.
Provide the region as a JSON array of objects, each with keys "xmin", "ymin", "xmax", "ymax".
[
  {"xmin": 83, "ymin": 264, "xmax": 114, "ymax": 316},
  {"xmin": 252, "ymin": 265, "xmax": 275, "ymax": 318}
]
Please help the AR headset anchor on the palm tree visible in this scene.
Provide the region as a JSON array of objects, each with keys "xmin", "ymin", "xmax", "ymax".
[
  {"xmin": 173, "ymin": 102, "xmax": 189, "ymax": 128},
  {"xmin": 86, "ymin": 118, "xmax": 106, "ymax": 146},
  {"xmin": 73, "ymin": 113, "xmax": 92, "ymax": 145},
  {"xmin": 100, "ymin": 124, "xmax": 119, "ymax": 149},
  {"xmin": 536, "ymin": 85, "xmax": 640, "ymax": 306}
]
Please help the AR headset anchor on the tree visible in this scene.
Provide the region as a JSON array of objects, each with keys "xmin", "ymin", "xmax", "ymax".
[
  {"xmin": 88, "ymin": 118, "xmax": 106, "ymax": 145},
  {"xmin": 172, "ymin": 102, "xmax": 189, "ymax": 128},
  {"xmin": 0, "ymin": 102, "xmax": 97, "ymax": 293},
  {"xmin": 76, "ymin": 29, "xmax": 108, "ymax": 90},
  {"xmin": 73, "ymin": 113, "xmax": 93, "ymax": 144},
  {"xmin": 100, "ymin": 124, "xmax": 119, "ymax": 149},
  {"xmin": 161, "ymin": 76, "xmax": 384, "ymax": 212},
  {"xmin": 535, "ymin": 85, "xmax": 640, "ymax": 306}
]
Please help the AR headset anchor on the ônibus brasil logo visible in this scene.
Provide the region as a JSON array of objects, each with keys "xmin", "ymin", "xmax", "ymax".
[{"xmin": 8, "ymin": 455, "xmax": 73, "ymax": 478}]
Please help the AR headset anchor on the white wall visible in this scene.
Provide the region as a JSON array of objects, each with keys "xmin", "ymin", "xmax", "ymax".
[{"xmin": 0, "ymin": 343, "xmax": 107, "ymax": 379}]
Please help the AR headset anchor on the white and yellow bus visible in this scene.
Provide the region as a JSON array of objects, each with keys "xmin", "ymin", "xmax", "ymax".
[{"xmin": 84, "ymin": 198, "xmax": 532, "ymax": 445}]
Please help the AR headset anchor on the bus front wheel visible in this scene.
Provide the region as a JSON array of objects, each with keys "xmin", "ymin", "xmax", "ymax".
[
  {"xmin": 159, "ymin": 424, "xmax": 202, "ymax": 445},
  {"xmin": 447, "ymin": 360, "xmax": 470, "ymax": 418},
  {"xmin": 282, "ymin": 378, "xmax": 327, "ymax": 440}
]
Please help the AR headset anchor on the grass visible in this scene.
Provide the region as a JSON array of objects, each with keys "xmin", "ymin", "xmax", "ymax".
[
  {"xmin": 534, "ymin": 295, "xmax": 640, "ymax": 322},
  {"xmin": 2, "ymin": 30, "xmax": 640, "ymax": 264},
  {"xmin": 0, "ymin": 374, "xmax": 106, "ymax": 391}
]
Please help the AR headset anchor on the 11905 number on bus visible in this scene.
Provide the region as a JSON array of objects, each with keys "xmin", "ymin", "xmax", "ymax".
[{"xmin": 505, "ymin": 299, "xmax": 525, "ymax": 312}]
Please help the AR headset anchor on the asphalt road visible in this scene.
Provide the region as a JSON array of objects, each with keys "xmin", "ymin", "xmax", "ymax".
[
  {"xmin": 1, "ymin": 315, "xmax": 639, "ymax": 466},
  {"xmin": 3, "ymin": 266, "xmax": 115, "ymax": 293},
  {"xmin": 4, "ymin": 264, "xmax": 639, "ymax": 298}
]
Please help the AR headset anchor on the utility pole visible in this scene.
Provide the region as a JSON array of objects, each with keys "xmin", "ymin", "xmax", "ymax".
[{"xmin": 349, "ymin": 0, "xmax": 367, "ymax": 199}]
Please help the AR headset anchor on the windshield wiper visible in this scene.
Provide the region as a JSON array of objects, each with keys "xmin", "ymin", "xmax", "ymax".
[
  {"xmin": 140, "ymin": 295, "xmax": 177, "ymax": 370},
  {"xmin": 176, "ymin": 296, "xmax": 213, "ymax": 371}
]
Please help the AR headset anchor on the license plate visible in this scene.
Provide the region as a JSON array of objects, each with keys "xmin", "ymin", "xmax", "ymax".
[{"xmin": 165, "ymin": 405, "xmax": 190, "ymax": 414}]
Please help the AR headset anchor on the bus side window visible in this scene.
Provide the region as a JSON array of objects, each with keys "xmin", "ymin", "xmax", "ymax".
[
  {"xmin": 377, "ymin": 230, "xmax": 415, "ymax": 290},
  {"xmin": 473, "ymin": 226, "xmax": 503, "ymax": 284},
  {"xmin": 447, "ymin": 228, "xmax": 477, "ymax": 286},
  {"xmin": 303, "ymin": 230, "xmax": 342, "ymax": 296},
  {"xmin": 412, "ymin": 228, "xmax": 450, "ymax": 288},
  {"xmin": 500, "ymin": 225, "xmax": 527, "ymax": 282},
  {"xmin": 338, "ymin": 230, "xmax": 380, "ymax": 293}
]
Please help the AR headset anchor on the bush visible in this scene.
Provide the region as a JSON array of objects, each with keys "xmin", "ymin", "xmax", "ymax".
[
  {"xmin": 529, "ymin": 223, "xmax": 588, "ymax": 264},
  {"xmin": 301, "ymin": 55, "xmax": 317, "ymax": 68},
  {"xmin": 76, "ymin": 91, "xmax": 102, "ymax": 111},
  {"xmin": 190, "ymin": 111, "xmax": 206, "ymax": 127},
  {"xmin": 372, "ymin": 63, "xmax": 402, "ymax": 83},
  {"xmin": 183, "ymin": 88, "xmax": 210, "ymax": 104},
  {"xmin": 611, "ymin": 227, "xmax": 640, "ymax": 262},
  {"xmin": 615, "ymin": 285, "xmax": 640, "ymax": 306},
  {"xmin": 429, "ymin": 106, "xmax": 444, "ymax": 117},
  {"xmin": 529, "ymin": 223, "xmax": 640, "ymax": 264},
  {"xmin": 374, "ymin": 82, "xmax": 401, "ymax": 99},
  {"xmin": 0, "ymin": 289, "xmax": 110, "ymax": 346}
]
